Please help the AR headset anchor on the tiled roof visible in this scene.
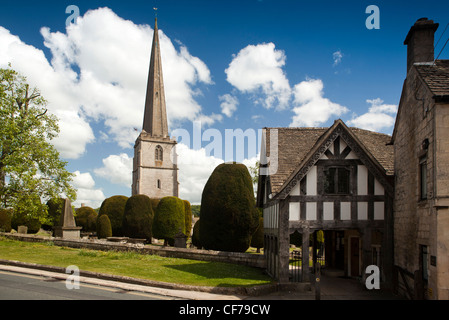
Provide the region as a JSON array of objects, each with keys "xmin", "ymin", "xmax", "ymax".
[
  {"xmin": 415, "ymin": 60, "xmax": 449, "ymax": 97},
  {"xmin": 263, "ymin": 121, "xmax": 394, "ymax": 195}
]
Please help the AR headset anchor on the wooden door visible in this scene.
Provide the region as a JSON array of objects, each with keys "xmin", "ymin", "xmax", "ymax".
[{"xmin": 350, "ymin": 237, "xmax": 360, "ymax": 277}]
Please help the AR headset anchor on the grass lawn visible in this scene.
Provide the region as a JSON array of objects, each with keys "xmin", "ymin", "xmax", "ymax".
[{"xmin": 0, "ymin": 237, "xmax": 273, "ymax": 288}]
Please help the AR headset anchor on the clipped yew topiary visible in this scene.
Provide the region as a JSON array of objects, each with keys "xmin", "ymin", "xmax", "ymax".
[
  {"xmin": 251, "ymin": 217, "xmax": 264, "ymax": 253},
  {"xmin": 152, "ymin": 196, "xmax": 185, "ymax": 246},
  {"xmin": 183, "ymin": 200, "xmax": 192, "ymax": 237},
  {"xmin": 122, "ymin": 194, "xmax": 154, "ymax": 242},
  {"xmin": 200, "ymin": 163, "xmax": 259, "ymax": 252},
  {"xmin": 192, "ymin": 219, "xmax": 201, "ymax": 249},
  {"xmin": 75, "ymin": 206, "xmax": 98, "ymax": 232},
  {"xmin": 98, "ymin": 195, "xmax": 128, "ymax": 236},
  {"xmin": 97, "ymin": 214, "xmax": 112, "ymax": 239},
  {"xmin": 0, "ymin": 209, "xmax": 12, "ymax": 232}
]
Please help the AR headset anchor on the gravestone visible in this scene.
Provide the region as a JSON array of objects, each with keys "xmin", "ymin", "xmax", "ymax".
[
  {"xmin": 53, "ymin": 198, "xmax": 82, "ymax": 239},
  {"xmin": 174, "ymin": 229, "xmax": 187, "ymax": 248}
]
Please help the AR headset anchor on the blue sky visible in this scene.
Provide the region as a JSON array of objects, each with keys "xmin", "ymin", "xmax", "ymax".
[{"xmin": 1, "ymin": 0, "xmax": 448, "ymax": 206}]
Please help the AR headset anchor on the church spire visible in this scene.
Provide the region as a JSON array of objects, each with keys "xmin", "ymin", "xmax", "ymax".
[{"xmin": 142, "ymin": 17, "xmax": 169, "ymax": 137}]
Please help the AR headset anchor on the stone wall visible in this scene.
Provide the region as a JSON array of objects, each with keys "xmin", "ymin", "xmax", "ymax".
[{"xmin": 393, "ymin": 65, "xmax": 449, "ymax": 299}]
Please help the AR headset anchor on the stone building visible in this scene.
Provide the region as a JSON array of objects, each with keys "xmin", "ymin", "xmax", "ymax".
[
  {"xmin": 132, "ymin": 19, "xmax": 179, "ymax": 198},
  {"xmin": 391, "ymin": 18, "xmax": 449, "ymax": 300},
  {"xmin": 256, "ymin": 120, "xmax": 394, "ymax": 286}
]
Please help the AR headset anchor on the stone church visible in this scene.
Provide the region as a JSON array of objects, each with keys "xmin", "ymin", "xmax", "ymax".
[{"xmin": 132, "ymin": 18, "xmax": 179, "ymax": 198}]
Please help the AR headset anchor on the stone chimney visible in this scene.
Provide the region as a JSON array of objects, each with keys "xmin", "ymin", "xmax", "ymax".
[{"xmin": 404, "ymin": 18, "xmax": 439, "ymax": 73}]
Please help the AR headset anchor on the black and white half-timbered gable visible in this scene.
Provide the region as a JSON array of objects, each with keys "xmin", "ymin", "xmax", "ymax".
[{"xmin": 257, "ymin": 119, "xmax": 394, "ymax": 287}]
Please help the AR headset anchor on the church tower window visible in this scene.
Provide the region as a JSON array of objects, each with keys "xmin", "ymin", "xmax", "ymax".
[{"xmin": 155, "ymin": 145, "xmax": 163, "ymax": 161}]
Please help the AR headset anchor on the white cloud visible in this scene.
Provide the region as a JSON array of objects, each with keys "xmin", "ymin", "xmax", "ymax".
[
  {"xmin": 94, "ymin": 153, "xmax": 133, "ymax": 187},
  {"xmin": 219, "ymin": 94, "xmax": 239, "ymax": 117},
  {"xmin": 0, "ymin": 7, "xmax": 217, "ymax": 158},
  {"xmin": 71, "ymin": 171, "xmax": 105, "ymax": 208},
  {"xmin": 176, "ymin": 143, "xmax": 224, "ymax": 204},
  {"xmin": 290, "ymin": 78, "xmax": 349, "ymax": 127},
  {"xmin": 347, "ymin": 98, "xmax": 397, "ymax": 132},
  {"xmin": 333, "ymin": 50, "xmax": 343, "ymax": 66},
  {"xmin": 225, "ymin": 43, "xmax": 291, "ymax": 110},
  {"xmin": 72, "ymin": 171, "xmax": 95, "ymax": 189}
]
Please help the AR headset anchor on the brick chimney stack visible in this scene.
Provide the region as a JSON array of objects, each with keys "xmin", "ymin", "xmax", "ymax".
[{"xmin": 404, "ymin": 18, "xmax": 439, "ymax": 73}]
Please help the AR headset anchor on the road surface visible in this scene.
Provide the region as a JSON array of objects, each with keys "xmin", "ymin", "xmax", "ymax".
[{"xmin": 0, "ymin": 270, "xmax": 177, "ymax": 300}]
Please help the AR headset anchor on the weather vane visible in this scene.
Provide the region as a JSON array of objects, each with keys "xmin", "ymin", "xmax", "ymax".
[{"xmin": 153, "ymin": 7, "xmax": 158, "ymax": 18}]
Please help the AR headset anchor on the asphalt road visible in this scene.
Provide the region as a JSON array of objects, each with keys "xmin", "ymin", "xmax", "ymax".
[{"xmin": 0, "ymin": 270, "xmax": 177, "ymax": 300}]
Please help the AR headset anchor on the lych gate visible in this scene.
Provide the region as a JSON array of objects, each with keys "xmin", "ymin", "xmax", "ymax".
[{"xmin": 257, "ymin": 120, "xmax": 394, "ymax": 287}]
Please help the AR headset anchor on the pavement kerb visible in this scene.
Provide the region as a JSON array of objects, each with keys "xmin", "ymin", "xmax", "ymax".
[{"xmin": 0, "ymin": 259, "xmax": 278, "ymax": 299}]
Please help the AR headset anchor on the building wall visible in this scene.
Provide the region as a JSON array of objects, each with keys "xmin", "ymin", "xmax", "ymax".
[
  {"xmin": 434, "ymin": 102, "xmax": 449, "ymax": 299},
  {"xmin": 132, "ymin": 133, "xmax": 179, "ymax": 198},
  {"xmin": 287, "ymin": 137, "xmax": 386, "ymax": 224},
  {"xmin": 393, "ymin": 66, "xmax": 449, "ymax": 299}
]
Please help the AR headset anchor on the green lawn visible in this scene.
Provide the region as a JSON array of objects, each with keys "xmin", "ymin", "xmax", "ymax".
[{"xmin": 0, "ymin": 237, "xmax": 272, "ymax": 288}]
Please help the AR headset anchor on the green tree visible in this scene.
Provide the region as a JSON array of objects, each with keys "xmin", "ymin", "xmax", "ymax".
[
  {"xmin": 75, "ymin": 206, "xmax": 98, "ymax": 232},
  {"xmin": 192, "ymin": 219, "xmax": 201, "ymax": 248},
  {"xmin": 97, "ymin": 214, "xmax": 112, "ymax": 239},
  {"xmin": 98, "ymin": 195, "xmax": 128, "ymax": 236},
  {"xmin": 122, "ymin": 194, "xmax": 154, "ymax": 242},
  {"xmin": 152, "ymin": 196, "xmax": 185, "ymax": 246},
  {"xmin": 0, "ymin": 66, "xmax": 76, "ymax": 223},
  {"xmin": 250, "ymin": 217, "xmax": 264, "ymax": 253},
  {"xmin": 200, "ymin": 163, "xmax": 259, "ymax": 252},
  {"xmin": 0, "ymin": 208, "xmax": 12, "ymax": 232},
  {"xmin": 183, "ymin": 200, "xmax": 192, "ymax": 237}
]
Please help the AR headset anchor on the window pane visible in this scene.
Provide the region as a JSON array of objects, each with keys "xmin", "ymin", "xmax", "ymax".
[
  {"xmin": 337, "ymin": 168, "xmax": 350, "ymax": 194},
  {"xmin": 324, "ymin": 168, "xmax": 336, "ymax": 194},
  {"xmin": 420, "ymin": 162, "xmax": 427, "ymax": 199}
]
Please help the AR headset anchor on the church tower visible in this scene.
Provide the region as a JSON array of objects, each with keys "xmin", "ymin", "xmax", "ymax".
[{"xmin": 132, "ymin": 18, "xmax": 179, "ymax": 198}]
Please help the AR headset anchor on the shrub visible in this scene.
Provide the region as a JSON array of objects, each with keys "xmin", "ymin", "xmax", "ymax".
[
  {"xmin": 11, "ymin": 209, "xmax": 41, "ymax": 234},
  {"xmin": 75, "ymin": 206, "xmax": 98, "ymax": 232},
  {"xmin": 0, "ymin": 209, "xmax": 12, "ymax": 232},
  {"xmin": 192, "ymin": 219, "xmax": 201, "ymax": 248},
  {"xmin": 200, "ymin": 163, "xmax": 259, "ymax": 252},
  {"xmin": 152, "ymin": 196, "xmax": 185, "ymax": 246},
  {"xmin": 250, "ymin": 217, "xmax": 264, "ymax": 253},
  {"xmin": 149, "ymin": 198, "xmax": 160, "ymax": 213},
  {"xmin": 183, "ymin": 200, "xmax": 192, "ymax": 237},
  {"xmin": 96, "ymin": 214, "xmax": 112, "ymax": 239},
  {"xmin": 122, "ymin": 194, "xmax": 154, "ymax": 242},
  {"xmin": 98, "ymin": 195, "xmax": 128, "ymax": 236},
  {"xmin": 45, "ymin": 198, "xmax": 65, "ymax": 229}
]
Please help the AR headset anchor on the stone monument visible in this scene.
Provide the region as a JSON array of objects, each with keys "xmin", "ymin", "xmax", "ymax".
[{"xmin": 53, "ymin": 198, "xmax": 82, "ymax": 239}]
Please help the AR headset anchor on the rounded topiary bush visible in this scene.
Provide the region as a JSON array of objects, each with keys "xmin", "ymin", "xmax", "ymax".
[
  {"xmin": 122, "ymin": 194, "xmax": 154, "ymax": 242},
  {"xmin": 98, "ymin": 195, "xmax": 128, "ymax": 236},
  {"xmin": 97, "ymin": 214, "xmax": 112, "ymax": 239},
  {"xmin": 251, "ymin": 217, "xmax": 264, "ymax": 253},
  {"xmin": 183, "ymin": 200, "xmax": 192, "ymax": 237},
  {"xmin": 0, "ymin": 209, "xmax": 12, "ymax": 232},
  {"xmin": 75, "ymin": 206, "xmax": 98, "ymax": 232},
  {"xmin": 152, "ymin": 196, "xmax": 186, "ymax": 246},
  {"xmin": 200, "ymin": 163, "xmax": 259, "ymax": 252},
  {"xmin": 192, "ymin": 219, "xmax": 201, "ymax": 249}
]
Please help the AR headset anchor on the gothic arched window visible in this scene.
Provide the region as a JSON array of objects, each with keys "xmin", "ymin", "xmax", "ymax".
[{"xmin": 155, "ymin": 145, "xmax": 163, "ymax": 162}]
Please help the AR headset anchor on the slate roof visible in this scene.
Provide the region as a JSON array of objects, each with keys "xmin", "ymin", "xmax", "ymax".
[
  {"xmin": 262, "ymin": 120, "xmax": 394, "ymax": 196},
  {"xmin": 414, "ymin": 60, "xmax": 449, "ymax": 98}
]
